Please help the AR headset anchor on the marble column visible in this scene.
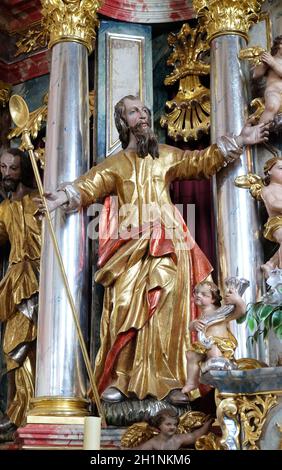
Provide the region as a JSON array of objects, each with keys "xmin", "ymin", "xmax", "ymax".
[
  {"xmin": 30, "ymin": 0, "xmax": 101, "ymax": 417},
  {"xmin": 193, "ymin": 0, "xmax": 266, "ymax": 359}
]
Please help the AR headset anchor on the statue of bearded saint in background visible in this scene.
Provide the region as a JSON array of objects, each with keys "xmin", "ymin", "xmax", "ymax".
[
  {"xmin": 41, "ymin": 95, "xmax": 269, "ymax": 408},
  {"xmin": 0, "ymin": 148, "xmax": 40, "ymax": 440}
]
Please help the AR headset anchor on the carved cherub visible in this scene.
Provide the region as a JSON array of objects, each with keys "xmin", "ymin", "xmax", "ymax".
[
  {"xmin": 235, "ymin": 157, "xmax": 282, "ymax": 277},
  {"xmin": 181, "ymin": 280, "xmax": 246, "ymax": 395},
  {"xmin": 252, "ymin": 36, "xmax": 282, "ymax": 124},
  {"xmin": 121, "ymin": 410, "xmax": 211, "ymax": 450}
]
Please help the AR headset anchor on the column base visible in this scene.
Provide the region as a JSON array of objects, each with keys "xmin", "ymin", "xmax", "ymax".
[
  {"xmin": 15, "ymin": 418, "xmax": 125, "ymax": 449},
  {"xmin": 17, "ymin": 417, "xmax": 85, "ymax": 449},
  {"xmin": 28, "ymin": 396, "xmax": 90, "ymax": 417}
]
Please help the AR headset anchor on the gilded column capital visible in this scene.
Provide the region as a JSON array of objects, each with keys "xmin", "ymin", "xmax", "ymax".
[
  {"xmin": 41, "ymin": 0, "xmax": 103, "ymax": 53},
  {"xmin": 193, "ymin": 0, "xmax": 264, "ymax": 42}
]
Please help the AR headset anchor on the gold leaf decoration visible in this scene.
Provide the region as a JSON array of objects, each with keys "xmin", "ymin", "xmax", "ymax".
[
  {"xmin": 239, "ymin": 46, "xmax": 266, "ymax": 66},
  {"xmin": 0, "ymin": 81, "xmax": 11, "ymax": 108},
  {"xmin": 236, "ymin": 358, "xmax": 268, "ymax": 369},
  {"xmin": 121, "ymin": 422, "xmax": 157, "ymax": 449},
  {"xmin": 217, "ymin": 397, "xmax": 240, "ymax": 449},
  {"xmin": 193, "ymin": 0, "xmax": 264, "ymax": 42},
  {"xmin": 8, "ymin": 90, "xmax": 95, "ymax": 141},
  {"xmin": 234, "ymin": 173, "xmax": 264, "ymax": 201},
  {"xmin": 15, "ymin": 27, "xmax": 49, "ymax": 57},
  {"xmin": 41, "ymin": 0, "xmax": 103, "ymax": 53},
  {"xmin": 195, "ymin": 431, "xmax": 223, "ymax": 450},
  {"xmin": 34, "ymin": 146, "xmax": 46, "ymax": 169},
  {"xmin": 160, "ymin": 23, "xmax": 210, "ymax": 142},
  {"xmin": 178, "ymin": 411, "xmax": 208, "ymax": 434},
  {"xmin": 237, "ymin": 394, "xmax": 277, "ymax": 450},
  {"xmin": 8, "ymin": 94, "xmax": 48, "ymax": 141},
  {"xmin": 249, "ymin": 98, "xmax": 266, "ymax": 123}
]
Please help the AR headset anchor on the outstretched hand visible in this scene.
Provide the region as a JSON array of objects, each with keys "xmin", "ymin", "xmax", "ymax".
[
  {"xmin": 34, "ymin": 190, "xmax": 68, "ymax": 215},
  {"xmin": 238, "ymin": 116, "xmax": 271, "ymax": 146}
]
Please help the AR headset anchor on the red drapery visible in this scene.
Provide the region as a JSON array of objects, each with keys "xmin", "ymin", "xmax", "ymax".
[{"xmin": 171, "ymin": 178, "xmax": 216, "ymax": 273}]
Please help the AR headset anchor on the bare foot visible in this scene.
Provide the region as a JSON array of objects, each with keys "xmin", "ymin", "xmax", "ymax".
[{"xmin": 181, "ymin": 383, "xmax": 197, "ymax": 394}]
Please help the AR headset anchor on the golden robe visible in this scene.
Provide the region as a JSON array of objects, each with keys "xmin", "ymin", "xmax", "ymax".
[
  {"xmin": 189, "ymin": 331, "xmax": 238, "ymax": 360},
  {"xmin": 74, "ymin": 143, "xmax": 227, "ymax": 400},
  {"xmin": 263, "ymin": 215, "xmax": 282, "ymax": 242},
  {"xmin": 0, "ymin": 192, "xmax": 41, "ymax": 424}
]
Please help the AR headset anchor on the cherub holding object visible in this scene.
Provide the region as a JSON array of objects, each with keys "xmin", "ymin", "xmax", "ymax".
[
  {"xmin": 235, "ymin": 158, "xmax": 282, "ymax": 277},
  {"xmin": 133, "ymin": 409, "xmax": 211, "ymax": 450},
  {"xmin": 260, "ymin": 157, "xmax": 282, "ymax": 276},
  {"xmin": 252, "ymin": 35, "xmax": 282, "ymax": 124},
  {"xmin": 182, "ymin": 281, "xmax": 246, "ymax": 395}
]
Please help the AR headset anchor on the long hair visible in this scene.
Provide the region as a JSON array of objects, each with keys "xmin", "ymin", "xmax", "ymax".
[
  {"xmin": 114, "ymin": 95, "xmax": 138, "ymax": 149},
  {"xmin": 0, "ymin": 147, "xmax": 35, "ymax": 188},
  {"xmin": 114, "ymin": 95, "xmax": 159, "ymax": 159},
  {"xmin": 271, "ymin": 36, "xmax": 282, "ymax": 56}
]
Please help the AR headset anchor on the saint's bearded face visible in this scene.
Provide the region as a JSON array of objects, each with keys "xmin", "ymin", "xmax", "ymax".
[
  {"xmin": 130, "ymin": 120, "xmax": 159, "ymax": 159},
  {"xmin": 122, "ymin": 97, "xmax": 159, "ymax": 159},
  {"xmin": 0, "ymin": 153, "xmax": 21, "ymax": 193}
]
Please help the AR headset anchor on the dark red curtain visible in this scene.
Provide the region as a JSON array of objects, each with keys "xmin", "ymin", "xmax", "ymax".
[{"xmin": 171, "ymin": 178, "xmax": 216, "ymax": 271}]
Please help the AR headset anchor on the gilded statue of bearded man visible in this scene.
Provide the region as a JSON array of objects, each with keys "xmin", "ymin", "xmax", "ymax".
[{"xmin": 41, "ymin": 95, "xmax": 269, "ymax": 405}]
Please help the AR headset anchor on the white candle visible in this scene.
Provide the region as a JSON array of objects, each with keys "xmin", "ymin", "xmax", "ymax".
[{"xmin": 83, "ymin": 416, "xmax": 101, "ymax": 450}]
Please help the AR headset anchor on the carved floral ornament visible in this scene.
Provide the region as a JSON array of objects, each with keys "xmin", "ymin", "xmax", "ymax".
[
  {"xmin": 15, "ymin": 27, "xmax": 49, "ymax": 57},
  {"xmin": 40, "ymin": 0, "xmax": 104, "ymax": 53},
  {"xmin": 196, "ymin": 393, "xmax": 278, "ymax": 450},
  {"xmin": 237, "ymin": 394, "xmax": 277, "ymax": 450},
  {"xmin": 192, "ymin": 0, "xmax": 265, "ymax": 42}
]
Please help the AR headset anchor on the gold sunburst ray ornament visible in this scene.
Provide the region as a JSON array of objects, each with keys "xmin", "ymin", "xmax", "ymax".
[
  {"xmin": 160, "ymin": 23, "xmax": 211, "ymax": 142},
  {"xmin": 9, "ymin": 94, "xmax": 105, "ymax": 425},
  {"xmin": 41, "ymin": 0, "xmax": 104, "ymax": 53}
]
